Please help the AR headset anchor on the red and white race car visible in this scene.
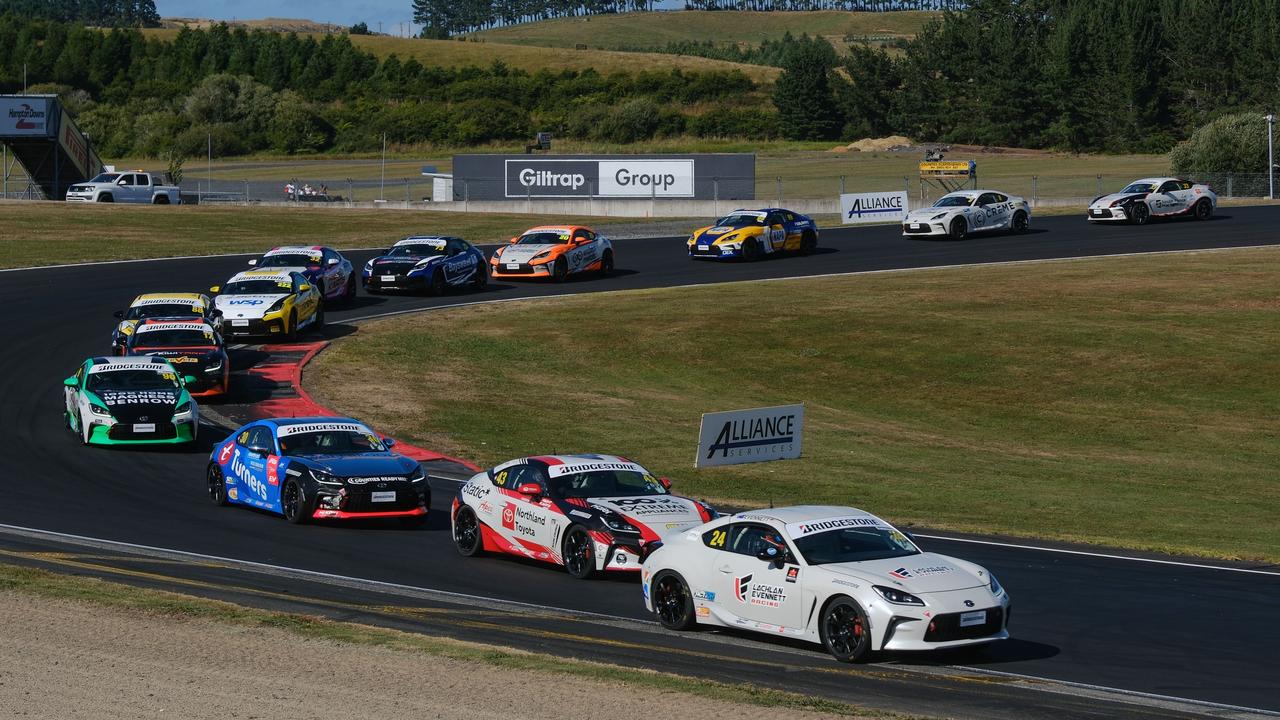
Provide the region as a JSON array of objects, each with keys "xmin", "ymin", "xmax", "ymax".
[
  {"xmin": 451, "ymin": 454, "xmax": 716, "ymax": 578},
  {"xmin": 1087, "ymin": 177, "xmax": 1217, "ymax": 224}
]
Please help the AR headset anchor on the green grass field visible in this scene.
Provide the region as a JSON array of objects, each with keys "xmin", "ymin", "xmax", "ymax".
[
  {"xmin": 310, "ymin": 247, "xmax": 1280, "ymax": 563},
  {"xmin": 468, "ymin": 10, "xmax": 934, "ymax": 52},
  {"xmin": 0, "ymin": 203, "xmax": 678, "ymax": 269}
]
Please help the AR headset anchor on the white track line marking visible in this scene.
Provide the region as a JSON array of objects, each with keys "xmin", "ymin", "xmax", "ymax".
[
  {"xmin": 1, "ymin": 522, "xmax": 1275, "ymax": 719},
  {"xmin": 915, "ymin": 534, "xmax": 1280, "ymax": 576},
  {"xmin": 0, "ymin": 247, "xmax": 383, "ymax": 273}
]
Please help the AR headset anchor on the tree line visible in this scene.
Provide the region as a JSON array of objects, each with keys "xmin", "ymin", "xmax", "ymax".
[
  {"xmin": 0, "ymin": 0, "xmax": 159, "ymax": 27},
  {"xmin": 0, "ymin": 15, "xmax": 769, "ymax": 157},
  {"xmin": 778, "ymin": 0, "xmax": 1280, "ymax": 152},
  {"xmin": 413, "ymin": 0, "xmax": 965, "ymax": 35}
]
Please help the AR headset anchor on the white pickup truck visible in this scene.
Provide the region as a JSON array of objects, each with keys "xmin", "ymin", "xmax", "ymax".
[{"xmin": 66, "ymin": 171, "xmax": 181, "ymax": 204}]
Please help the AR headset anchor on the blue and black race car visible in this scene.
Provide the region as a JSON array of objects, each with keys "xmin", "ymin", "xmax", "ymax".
[
  {"xmin": 362, "ymin": 236, "xmax": 487, "ymax": 295},
  {"xmin": 207, "ymin": 417, "xmax": 429, "ymax": 524},
  {"xmin": 687, "ymin": 208, "xmax": 818, "ymax": 261}
]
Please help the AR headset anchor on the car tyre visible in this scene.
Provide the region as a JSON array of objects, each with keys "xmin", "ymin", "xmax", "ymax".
[
  {"xmin": 652, "ymin": 571, "xmax": 697, "ymax": 631},
  {"xmin": 98, "ymin": 193, "xmax": 114, "ymax": 203},
  {"xmin": 562, "ymin": 525, "xmax": 595, "ymax": 579},
  {"xmin": 343, "ymin": 275, "xmax": 357, "ymax": 303},
  {"xmin": 1194, "ymin": 199, "xmax": 1212, "ymax": 221},
  {"xmin": 799, "ymin": 230, "xmax": 817, "ymax": 255},
  {"xmin": 600, "ymin": 250, "xmax": 614, "ymax": 277},
  {"xmin": 820, "ymin": 596, "xmax": 875, "ymax": 663},
  {"xmin": 1011, "ymin": 211, "xmax": 1029, "ymax": 234},
  {"xmin": 1130, "ymin": 202, "xmax": 1150, "ymax": 225},
  {"xmin": 472, "ymin": 264, "xmax": 488, "ymax": 291},
  {"xmin": 742, "ymin": 238, "xmax": 761, "ymax": 262},
  {"xmin": 207, "ymin": 463, "xmax": 228, "ymax": 506},
  {"xmin": 453, "ymin": 506, "xmax": 485, "ymax": 557},
  {"xmin": 282, "ymin": 479, "xmax": 309, "ymax": 524},
  {"xmin": 313, "ymin": 303, "xmax": 325, "ymax": 331},
  {"xmin": 552, "ymin": 257, "xmax": 569, "ymax": 283},
  {"xmin": 949, "ymin": 217, "xmax": 968, "ymax": 240},
  {"xmin": 428, "ymin": 269, "xmax": 446, "ymax": 296},
  {"xmin": 153, "ymin": 195, "xmax": 170, "ymax": 205},
  {"xmin": 285, "ymin": 310, "xmax": 298, "ymax": 341}
]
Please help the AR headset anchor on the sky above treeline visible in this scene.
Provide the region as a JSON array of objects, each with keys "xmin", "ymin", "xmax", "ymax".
[{"xmin": 155, "ymin": 0, "xmax": 683, "ymax": 34}]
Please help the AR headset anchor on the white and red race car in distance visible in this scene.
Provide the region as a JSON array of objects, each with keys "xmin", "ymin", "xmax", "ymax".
[
  {"xmin": 1087, "ymin": 177, "xmax": 1216, "ymax": 224},
  {"xmin": 451, "ymin": 454, "xmax": 716, "ymax": 578},
  {"xmin": 642, "ymin": 505, "xmax": 1010, "ymax": 662}
]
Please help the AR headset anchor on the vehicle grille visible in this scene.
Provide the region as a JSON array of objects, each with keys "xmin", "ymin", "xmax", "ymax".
[
  {"xmin": 923, "ymin": 607, "xmax": 1005, "ymax": 642},
  {"xmin": 494, "ymin": 263, "xmax": 534, "ymax": 274},
  {"xmin": 109, "ymin": 422, "xmax": 177, "ymax": 440},
  {"xmin": 374, "ymin": 262, "xmax": 418, "ymax": 274},
  {"xmin": 340, "ymin": 489, "xmax": 425, "ymax": 513},
  {"xmin": 903, "ymin": 224, "xmax": 935, "ymax": 234},
  {"xmin": 1090, "ymin": 208, "xmax": 1113, "ymax": 218}
]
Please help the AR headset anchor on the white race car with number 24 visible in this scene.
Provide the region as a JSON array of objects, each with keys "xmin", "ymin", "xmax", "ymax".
[
  {"xmin": 902, "ymin": 190, "xmax": 1030, "ymax": 239},
  {"xmin": 642, "ymin": 505, "xmax": 1010, "ymax": 662}
]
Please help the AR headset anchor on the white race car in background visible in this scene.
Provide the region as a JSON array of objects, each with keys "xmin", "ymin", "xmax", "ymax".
[
  {"xmin": 1088, "ymin": 177, "xmax": 1216, "ymax": 224},
  {"xmin": 642, "ymin": 505, "xmax": 1010, "ymax": 662},
  {"xmin": 902, "ymin": 190, "xmax": 1030, "ymax": 239}
]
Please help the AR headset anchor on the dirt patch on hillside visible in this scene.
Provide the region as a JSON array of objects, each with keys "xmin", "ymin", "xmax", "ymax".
[{"xmin": 0, "ymin": 590, "xmax": 869, "ymax": 720}]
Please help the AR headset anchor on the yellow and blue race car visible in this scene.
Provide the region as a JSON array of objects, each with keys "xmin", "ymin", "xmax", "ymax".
[
  {"xmin": 209, "ymin": 269, "xmax": 323, "ymax": 341},
  {"xmin": 687, "ymin": 208, "xmax": 818, "ymax": 261}
]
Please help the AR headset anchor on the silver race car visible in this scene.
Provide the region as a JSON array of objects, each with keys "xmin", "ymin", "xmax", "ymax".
[{"xmin": 902, "ymin": 190, "xmax": 1030, "ymax": 239}]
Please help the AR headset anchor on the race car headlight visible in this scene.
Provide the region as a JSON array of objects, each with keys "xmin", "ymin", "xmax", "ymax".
[
  {"xmin": 89, "ymin": 403, "xmax": 112, "ymax": 417},
  {"xmin": 312, "ymin": 469, "xmax": 341, "ymax": 486},
  {"xmin": 492, "ymin": 246, "xmax": 504, "ymax": 259},
  {"xmin": 602, "ymin": 513, "xmax": 640, "ymax": 534},
  {"xmin": 408, "ymin": 466, "xmax": 426, "ymax": 483},
  {"xmin": 412, "ymin": 258, "xmax": 432, "ymax": 269},
  {"xmin": 173, "ymin": 401, "xmax": 191, "ymax": 415},
  {"xmin": 873, "ymin": 585, "xmax": 925, "ymax": 606},
  {"xmin": 267, "ymin": 297, "xmax": 286, "ymax": 312},
  {"xmin": 930, "ymin": 212, "xmax": 948, "ymax": 220},
  {"xmin": 988, "ymin": 572, "xmax": 1004, "ymax": 596},
  {"xmin": 204, "ymin": 359, "xmax": 223, "ymax": 372},
  {"xmin": 531, "ymin": 250, "xmax": 553, "ymax": 263}
]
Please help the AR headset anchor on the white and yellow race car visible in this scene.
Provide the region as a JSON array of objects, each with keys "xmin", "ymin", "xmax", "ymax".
[{"xmin": 210, "ymin": 270, "xmax": 323, "ymax": 341}]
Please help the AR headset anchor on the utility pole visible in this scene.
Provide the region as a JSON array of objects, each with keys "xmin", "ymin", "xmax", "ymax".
[
  {"xmin": 207, "ymin": 131, "xmax": 213, "ymax": 200},
  {"xmin": 380, "ymin": 133, "xmax": 387, "ymax": 201},
  {"xmin": 1267, "ymin": 114, "xmax": 1276, "ymax": 200}
]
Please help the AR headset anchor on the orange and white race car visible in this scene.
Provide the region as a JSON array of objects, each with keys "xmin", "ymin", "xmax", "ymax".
[{"xmin": 489, "ymin": 225, "xmax": 614, "ymax": 282}]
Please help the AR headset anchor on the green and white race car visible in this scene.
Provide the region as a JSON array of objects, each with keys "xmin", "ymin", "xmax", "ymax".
[{"xmin": 63, "ymin": 356, "xmax": 199, "ymax": 446}]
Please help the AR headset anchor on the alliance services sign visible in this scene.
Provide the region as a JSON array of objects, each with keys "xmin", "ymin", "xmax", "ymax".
[
  {"xmin": 452, "ymin": 154, "xmax": 754, "ymax": 201},
  {"xmin": 839, "ymin": 190, "xmax": 908, "ymax": 225},
  {"xmin": 695, "ymin": 404, "xmax": 805, "ymax": 468}
]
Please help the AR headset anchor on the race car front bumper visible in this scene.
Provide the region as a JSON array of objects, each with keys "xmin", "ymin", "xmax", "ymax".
[
  {"xmin": 363, "ymin": 272, "xmax": 429, "ymax": 292},
  {"xmin": 1088, "ymin": 206, "xmax": 1128, "ymax": 221},
  {"xmin": 87, "ymin": 418, "xmax": 198, "ymax": 445},
  {"xmin": 222, "ymin": 315, "xmax": 287, "ymax": 338},
  {"xmin": 901, "ymin": 221, "xmax": 949, "ymax": 236},
  {"xmin": 311, "ymin": 485, "xmax": 429, "ymax": 520},
  {"xmin": 489, "ymin": 260, "xmax": 556, "ymax": 279},
  {"xmin": 688, "ymin": 242, "xmax": 740, "ymax": 259},
  {"xmin": 874, "ymin": 591, "xmax": 1011, "ymax": 652}
]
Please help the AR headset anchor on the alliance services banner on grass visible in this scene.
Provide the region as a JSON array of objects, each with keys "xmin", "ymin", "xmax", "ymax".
[
  {"xmin": 840, "ymin": 191, "xmax": 908, "ymax": 225},
  {"xmin": 696, "ymin": 404, "xmax": 804, "ymax": 468}
]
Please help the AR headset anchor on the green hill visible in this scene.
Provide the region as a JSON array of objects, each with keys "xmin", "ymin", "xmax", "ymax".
[{"xmin": 467, "ymin": 10, "xmax": 936, "ymax": 52}]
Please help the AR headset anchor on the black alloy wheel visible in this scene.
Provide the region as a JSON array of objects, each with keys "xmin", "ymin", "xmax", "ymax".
[
  {"xmin": 1011, "ymin": 211, "xmax": 1029, "ymax": 234},
  {"xmin": 552, "ymin": 257, "xmax": 569, "ymax": 283},
  {"xmin": 742, "ymin": 239, "xmax": 761, "ymax": 262},
  {"xmin": 820, "ymin": 597, "xmax": 874, "ymax": 663},
  {"xmin": 313, "ymin": 302, "xmax": 325, "ymax": 330},
  {"xmin": 429, "ymin": 269, "xmax": 446, "ymax": 296},
  {"xmin": 1131, "ymin": 202, "xmax": 1150, "ymax": 225},
  {"xmin": 282, "ymin": 480, "xmax": 308, "ymax": 524},
  {"xmin": 285, "ymin": 310, "xmax": 298, "ymax": 341},
  {"xmin": 949, "ymin": 217, "xmax": 968, "ymax": 240},
  {"xmin": 599, "ymin": 250, "xmax": 614, "ymax": 277},
  {"xmin": 799, "ymin": 230, "xmax": 817, "ymax": 255},
  {"xmin": 653, "ymin": 572, "xmax": 697, "ymax": 630},
  {"xmin": 453, "ymin": 506, "xmax": 484, "ymax": 556},
  {"xmin": 344, "ymin": 275, "xmax": 357, "ymax": 302},
  {"xmin": 472, "ymin": 265, "xmax": 488, "ymax": 290},
  {"xmin": 207, "ymin": 464, "xmax": 228, "ymax": 506},
  {"xmin": 563, "ymin": 526, "xmax": 595, "ymax": 579},
  {"xmin": 1194, "ymin": 199, "xmax": 1212, "ymax": 220}
]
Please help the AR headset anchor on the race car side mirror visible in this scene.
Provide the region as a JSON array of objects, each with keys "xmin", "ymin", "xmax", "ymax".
[
  {"xmin": 659, "ymin": 476, "xmax": 672, "ymax": 489},
  {"xmin": 508, "ymin": 237, "xmax": 518, "ymax": 244},
  {"xmin": 383, "ymin": 437, "xmax": 396, "ymax": 448},
  {"xmin": 113, "ymin": 310, "xmax": 125, "ymax": 319},
  {"xmin": 327, "ymin": 258, "xmax": 339, "ymax": 266},
  {"xmin": 298, "ymin": 283, "xmax": 312, "ymax": 292},
  {"xmin": 63, "ymin": 376, "xmax": 78, "ymax": 388},
  {"xmin": 516, "ymin": 483, "xmax": 542, "ymax": 497},
  {"xmin": 182, "ymin": 375, "xmax": 197, "ymax": 386},
  {"xmin": 247, "ymin": 259, "xmax": 257, "ymax": 266},
  {"xmin": 209, "ymin": 285, "xmax": 221, "ymax": 294},
  {"xmin": 246, "ymin": 445, "xmax": 271, "ymax": 457}
]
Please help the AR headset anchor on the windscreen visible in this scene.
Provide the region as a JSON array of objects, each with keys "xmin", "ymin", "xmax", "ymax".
[
  {"xmin": 715, "ymin": 213, "xmax": 765, "ymax": 226},
  {"xmin": 278, "ymin": 430, "xmax": 386, "ymax": 456},
  {"xmin": 90, "ymin": 173, "xmax": 121, "ymax": 183},
  {"xmin": 387, "ymin": 243, "xmax": 445, "ymax": 257},
  {"xmin": 130, "ymin": 328, "xmax": 216, "ymax": 348},
  {"xmin": 1121, "ymin": 182, "xmax": 1156, "ymax": 194},
  {"xmin": 86, "ymin": 369, "xmax": 179, "ymax": 393},
  {"xmin": 792, "ymin": 526, "xmax": 920, "ymax": 565},
  {"xmin": 125, "ymin": 304, "xmax": 202, "ymax": 320},
  {"xmin": 934, "ymin": 195, "xmax": 974, "ymax": 207},
  {"xmin": 222, "ymin": 279, "xmax": 291, "ymax": 295},
  {"xmin": 550, "ymin": 470, "xmax": 667, "ymax": 499},
  {"xmin": 517, "ymin": 232, "xmax": 567, "ymax": 245},
  {"xmin": 258, "ymin": 253, "xmax": 319, "ymax": 268}
]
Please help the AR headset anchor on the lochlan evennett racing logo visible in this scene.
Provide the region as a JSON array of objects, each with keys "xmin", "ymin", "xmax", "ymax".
[
  {"xmin": 706, "ymin": 413, "xmax": 796, "ymax": 460},
  {"xmin": 846, "ymin": 194, "xmax": 904, "ymax": 219}
]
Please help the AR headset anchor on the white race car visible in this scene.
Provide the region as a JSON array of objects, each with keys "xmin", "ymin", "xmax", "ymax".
[
  {"xmin": 1087, "ymin": 177, "xmax": 1216, "ymax": 224},
  {"xmin": 642, "ymin": 505, "xmax": 1010, "ymax": 662},
  {"xmin": 902, "ymin": 190, "xmax": 1030, "ymax": 239},
  {"xmin": 451, "ymin": 454, "xmax": 716, "ymax": 578},
  {"xmin": 210, "ymin": 269, "xmax": 324, "ymax": 340}
]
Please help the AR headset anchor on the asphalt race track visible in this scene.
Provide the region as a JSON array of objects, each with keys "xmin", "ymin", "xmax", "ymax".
[{"xmin": 3, "ymin": 207, "xmax": 1280, "ymax": 719}]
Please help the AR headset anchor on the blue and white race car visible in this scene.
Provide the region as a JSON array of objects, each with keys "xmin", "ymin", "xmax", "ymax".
[
  {"xmin": 207, "ymin": 417, "xmax": 429, "ymax": 524},
  {"xmin": 687, "ymin": 208, "xmax": 818, "ymax": 261},
  {"xmin": 362, "ymin": 236, "xmax": 488, "ymax": 295}
]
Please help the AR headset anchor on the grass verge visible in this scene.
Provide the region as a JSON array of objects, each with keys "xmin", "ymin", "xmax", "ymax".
[
  {"xmin": 310, "ymin": 247, "xmax": 1280, "ymax": 563},
  {"xmin": 0, "ymin": 203, "xmax": 687, "ymax": 269},
  {"xmin": 0, "ymin": 562, "xmax": 888, "ymax": 716}
]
